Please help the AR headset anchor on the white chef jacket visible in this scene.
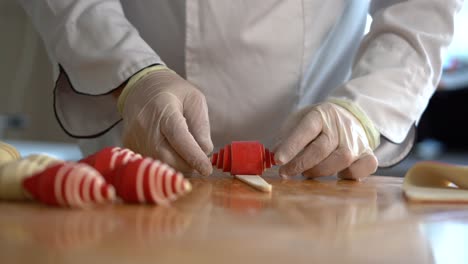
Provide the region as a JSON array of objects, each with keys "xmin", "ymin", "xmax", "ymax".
[{"xmin": 17, "ymin": 0, "xmax": 463, "ymax": 167}]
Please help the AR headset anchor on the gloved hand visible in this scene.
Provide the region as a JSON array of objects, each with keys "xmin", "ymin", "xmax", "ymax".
[
  {"xmin": 118, "ymin": 65, "xmax": 213, "ymax": 176},
  {"xmin": 274, "ymin": 99, "xmax": 380, "ymax": 180}
]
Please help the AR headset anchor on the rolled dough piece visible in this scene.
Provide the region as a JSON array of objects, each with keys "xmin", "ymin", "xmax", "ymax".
[
  {"xmin": 234, "ymin": 175, "xmax": 272, "ymax": 192},
  {"xmin": 403, "ymin": 161, "xmax": 468, "ymax": 202},
  {"xmin": 0, "ymin": 142, "xmax": 20, "ymax": 165},
  {"xmin": 0, "ymin": 159, "xmax": 42, "ymax": 200}
]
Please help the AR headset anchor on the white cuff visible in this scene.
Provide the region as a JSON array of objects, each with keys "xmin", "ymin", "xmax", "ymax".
[{"xmin": 375, "ymin": 124, "xmax": 416, "ymax": 167}]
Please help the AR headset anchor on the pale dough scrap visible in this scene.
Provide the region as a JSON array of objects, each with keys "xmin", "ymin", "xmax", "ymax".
[
  {"xmin": 24, "ymin": 154, "xmax": 60, "ymax": 171},
  {"xmin": 403, "ymin": 161, "xmax": 468, "ymax": 202},
  {"xmin": 0, "ymin": 142, "xmax": 20, "ymax": 165},
  {"xmin": 234, "ymin": 175, "xmax": 272, "ymax": 192}
]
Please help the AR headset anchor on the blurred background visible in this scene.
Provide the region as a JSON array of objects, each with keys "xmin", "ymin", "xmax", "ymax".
[
  {"xmin": 0, "ymin": 1, "xmax": 467, "ymax": 175},
  {"xmin": 0, "ymin": 0, "xmax": 82, "ymax": 160}
]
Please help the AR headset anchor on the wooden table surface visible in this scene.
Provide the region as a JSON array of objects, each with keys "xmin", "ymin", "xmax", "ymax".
[{"xmin": 1, "ymin": 169, "xmax": 468, "ymax": 264}]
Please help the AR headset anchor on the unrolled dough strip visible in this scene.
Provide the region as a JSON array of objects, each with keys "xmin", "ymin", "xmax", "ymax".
[
  {"xmin": 234, "ymin": 175, "xmax": 272, "ymax": 193},
  {"xmin": 403, "ymin": 161, "xmax": 468, "ymax": 202}
]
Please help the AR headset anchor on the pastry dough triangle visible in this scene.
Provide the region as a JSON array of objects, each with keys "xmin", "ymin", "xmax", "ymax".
[{"xmin": 234, "ymin": 175, "xmax": 272, "ymax": 192}]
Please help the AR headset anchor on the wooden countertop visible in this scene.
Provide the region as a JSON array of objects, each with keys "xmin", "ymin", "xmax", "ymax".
[{"xmin": 1, "ymin": 169, "xmax": 468, "ymax": 264}]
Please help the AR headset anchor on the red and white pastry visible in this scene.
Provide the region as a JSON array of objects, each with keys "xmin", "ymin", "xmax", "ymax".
[
  {"xmin": 79, "ymin": 147, "xmax": 142, "ymax": 182},
  {"xmin": 211, "ymin": 141, "xmax": 276, "ymax": 175},
  {"xmin": 211, "ymin": 141, "xmax": 274, "ymax": 192},
  {"xmin": 112, "ymin": 158, "xmax": 192, "ymax": 205},
  {"xmin": 23, "ymin": 162, "xmax": 116, "ymax": 208}
]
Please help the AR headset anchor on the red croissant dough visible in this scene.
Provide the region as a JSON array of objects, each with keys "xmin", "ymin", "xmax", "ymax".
[
  {"xmin": 1, "ymin": 146, "xmax": 192, "ymax": 208},
  {"xmin": 112, "ymin": 158, "xmax": 192, "ymax": 205},
  {"xmin": 23, "ymin": 162, "xmax": 116, "ymax": 208},
  {"xmin": 80, "ymin": 148, "xmax": 191, "ymax": 205},
  {"xmin": 211, "ymin": 141, "xmax": 276, "ymax": 175},
  {"xmin": 79, "ymin": 147, "xmax": 142, "ymax": 182}
]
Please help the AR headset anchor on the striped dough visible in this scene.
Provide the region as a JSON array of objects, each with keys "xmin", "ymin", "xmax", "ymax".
[
  {"xmin": 114, "ymin": 158, "xmax": 192, "ymax": 204},
  {"xmin": 23, "ymin": 162, "xmax": 116, "ymax": 208}
]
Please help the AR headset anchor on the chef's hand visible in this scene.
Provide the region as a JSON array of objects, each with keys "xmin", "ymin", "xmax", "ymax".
[
  {"xmin": 274, "ymin": 99, "xmax": 380, "ymax": 180},
  {"xmin": 117, "ymin": 65, "xmax": 213, "ymax": 176}
]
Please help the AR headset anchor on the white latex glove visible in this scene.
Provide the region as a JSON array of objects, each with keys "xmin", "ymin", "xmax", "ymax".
[
  {"xmin": 274, "ymin": 100, "xmax": 380, "ymax": 180},
  {"xmin": 118, "ymin": 65, "xmax": 213, "ymax": 176}
]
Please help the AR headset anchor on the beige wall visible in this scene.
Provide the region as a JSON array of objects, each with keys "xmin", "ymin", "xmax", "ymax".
[{"xmin": 0, "ymin": 0, "xmax": 72, "ymax": 142}]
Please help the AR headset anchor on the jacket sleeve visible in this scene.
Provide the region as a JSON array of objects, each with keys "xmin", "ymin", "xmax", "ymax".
[
  {"xmin": 330, "ymin": 0, "xmax": 463, "ymax": 166},
  {"xmin": 17, "ymin": 0, "xmax": 163, "ymax": 138}
]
